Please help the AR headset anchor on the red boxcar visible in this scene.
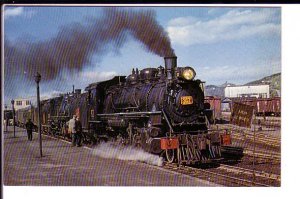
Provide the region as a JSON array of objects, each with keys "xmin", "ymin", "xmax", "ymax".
[
  {"xmin": 256, "ymin": 99, "xmax": 267, "ymax": 114},
  {"xmin": 231, "ymin": 97, "xmax": 281, "ymax": 116},
  {"xmin": 205, "ymin": 96, "xmax": 221, "ymax": 120},
  {"xmin": 272, "ymin": 97, "xmax": 281, "ymax": 116}
]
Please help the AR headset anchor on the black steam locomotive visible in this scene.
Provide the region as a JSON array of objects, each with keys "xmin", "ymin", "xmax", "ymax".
[{"xmin": 15, "ymin": 57, "xmax": 242, "ymax": 164}]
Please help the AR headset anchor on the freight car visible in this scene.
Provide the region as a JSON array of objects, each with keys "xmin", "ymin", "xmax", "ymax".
[
  {"xmin": 15, "ymin": 56, "xmax": 243, "ymax": 164},
  {"xmin": 204, "ymin": 96, "xmax": 222, "ymax": 123},
  {"xmin": 232, "ymin": 97, "xmax": 281, "ymax": 116}
]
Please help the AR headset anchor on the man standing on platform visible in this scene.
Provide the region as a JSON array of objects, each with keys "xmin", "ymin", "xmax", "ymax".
[
  {"xmin": 75, "ymin": 116, "xmax": 82, "ymax": 147},
  {"xmin": 68, "ymin": 115, "xmax": 77, "ymax": 146},
  {"xmin": 25, "ymin": 119, "xmax": 35, "ymax": 141}
]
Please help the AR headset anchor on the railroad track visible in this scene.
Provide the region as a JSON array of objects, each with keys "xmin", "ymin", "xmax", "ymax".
[
  {"xmin": 37, "ymin": 127, "xmax": 280, "ymax": 186},
  {"xmin": 252, "ymin": 119, "xmax": 281, "ymax": 128},
  {"xmin": 218, "ymin": 163, "xmax": 280, "ymax": 181},
  {"xmin": 227, "ymin": 128, "xmax": 281, "ymax": 147},
  {"xmin": 37, "ymin": 126, "xmax": 281, "ymax": 186},
  {"xmin": 211, "ymin": 124, "xmax": 281, "ymax": 147},
  {"xmin": 231, "ymin": 134, "xmax": 280, "ymax": 148},
  {"xmin": 229, "ymin": 128, "xmax": 281, "ymax": 139},
  {"xmin": 243, "ymin": 150, "xmax": 281, "ymax": 163},
  {"xmin": 238, "ymin": 131, "xmax": 281, "ymax": 142},
  {"xmin": 163, "ymin": 162, "xmax": 275, "ymax": 187}
]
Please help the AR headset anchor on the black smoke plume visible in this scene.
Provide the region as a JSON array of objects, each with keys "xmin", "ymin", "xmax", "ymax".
[{"xmin": 4, "ymin": 8, "xmax": 175, "ymax": 85}]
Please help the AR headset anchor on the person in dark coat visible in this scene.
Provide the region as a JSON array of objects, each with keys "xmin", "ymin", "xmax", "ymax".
[
  {"xmin": 74, "ymin": 117, "xmax": 82, "ymax": 147},
  {"xmin": 25, "ymin": 119, "xmax": 35, "ymax": 141}
]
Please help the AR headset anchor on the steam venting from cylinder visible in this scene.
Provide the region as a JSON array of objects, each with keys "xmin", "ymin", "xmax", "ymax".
[
  {"xmin": 164, "ymin": 56, "xmax": 177, "ymax": 80},
  {"xmin": 4, "ymin": 8, "xmax": 175, "ymax": 97}
]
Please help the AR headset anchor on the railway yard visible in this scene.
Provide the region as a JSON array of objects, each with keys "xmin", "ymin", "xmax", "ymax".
[
  {"xmin": 161, "ymin": 115, "xmax": 281, "ymax": 187},
  {"xmin": 3, "ymin": 114, "xmax": 281, "ymax": 187}
]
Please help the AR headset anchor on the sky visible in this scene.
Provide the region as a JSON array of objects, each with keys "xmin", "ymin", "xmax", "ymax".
[{"xmin": 3, "ymin": 6, "xmax": 281, "ymax": 104}]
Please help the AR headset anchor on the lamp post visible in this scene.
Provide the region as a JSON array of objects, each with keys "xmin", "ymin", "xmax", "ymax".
[
  {"xmin": 5, "ymin": 105, "xmax": 8, "ymax": 133},
  {"xmin": 35, "ymin": 72, "xmax": 43, "ymax": 157},
  {"xmin": 11, "ymin": 99, "xmax": 16, "ymax": 138}
]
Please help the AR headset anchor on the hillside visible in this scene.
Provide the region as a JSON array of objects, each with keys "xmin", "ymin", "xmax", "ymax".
[
  {"xmin": 205, "ymin": 73, "xmax": 281, "ymax": 98},
  {"xmin": 205, "ymin": 85, "xmax": 225, "ymax": 97},
  {"xmin": 244, "ymin": 73, "xmax": 281, "ymax": 97}
]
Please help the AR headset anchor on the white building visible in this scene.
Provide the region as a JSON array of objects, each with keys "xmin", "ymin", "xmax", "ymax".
[
  {"xmin": 13, "ymin": 98, "xmax": 32, "ymax": 110},
  {"xmin": 224, "ymin": 85, "xmax": 270, "ymax": 98}
]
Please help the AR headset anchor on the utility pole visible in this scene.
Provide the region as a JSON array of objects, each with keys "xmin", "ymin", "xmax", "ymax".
[{"xmin": 35, "ymin": 72, "xmax": 43, "ymax": 157}]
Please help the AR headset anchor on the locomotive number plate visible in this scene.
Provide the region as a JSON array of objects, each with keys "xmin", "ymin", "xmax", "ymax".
[{"xmin": 181, "ymin": 96, "xmax": 193, "ymax": 105}]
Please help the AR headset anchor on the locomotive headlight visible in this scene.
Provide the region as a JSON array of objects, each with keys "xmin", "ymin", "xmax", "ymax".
[{"xmin": 182, "ymin": 68, "xmax": 196, "ymax": 80}]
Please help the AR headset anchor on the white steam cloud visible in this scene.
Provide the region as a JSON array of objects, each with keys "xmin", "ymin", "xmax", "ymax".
[{"xmin": 92, "ymin": 142, "xmax": 164, "ymax": 167}]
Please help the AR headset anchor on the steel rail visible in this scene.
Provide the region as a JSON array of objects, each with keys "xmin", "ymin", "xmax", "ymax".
[
  {"xmin": 243, "ymin": 150, "xmax": 281, "ymax": 162},
  {"xmin": 232, "ymin": 132, "xmax": 281, "ymax": 142},
  {"xmin": 219, "ymin": 163, "xmax": 281, "ymax": 181},
  {"xmin": 231, "ymin": 135, "xmax": 280, "ymax": 147},
  {"xmin": 164, "ymin": 163, "xmax": 271, "ymax": 187}
]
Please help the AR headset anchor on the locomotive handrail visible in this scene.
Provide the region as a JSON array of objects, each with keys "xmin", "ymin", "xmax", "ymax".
[
  {"xmin": 97, "ymin": 111, "xmax": 162, "ymax": 117},
  {"xmin": 114, "ymin": 107, "xmax": 139, "ymax": 109},
  {"xmin": 162, "ymin": 109, "xmax": 174, "ymax": 135},
  {"xmin": 89, "ymin": 120, "xmax": 102, "ymax": 123}
]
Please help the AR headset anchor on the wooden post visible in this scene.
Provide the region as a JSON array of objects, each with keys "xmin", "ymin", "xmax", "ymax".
[{"xmin": 252, "ymin": 114, "xmax": 256, "ymax": 185}]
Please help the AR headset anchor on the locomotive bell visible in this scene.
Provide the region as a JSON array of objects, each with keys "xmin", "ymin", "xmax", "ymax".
[{"xmin": 164, "ymin": 56, "xmax": 177, "ymax": 80}]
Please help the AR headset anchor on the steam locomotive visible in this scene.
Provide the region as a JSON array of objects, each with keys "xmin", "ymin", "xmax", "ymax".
[{"xmin": 15, "ymin": 57, "xmax": 243, "ymax": 164}]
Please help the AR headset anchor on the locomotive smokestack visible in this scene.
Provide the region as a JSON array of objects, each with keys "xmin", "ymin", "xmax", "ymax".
[
  {"xmin": 75, "ymin": 89, "xmax": 81, "ymax": 95},
  {"xmin": 164, "ymin": 56, "xmax": 177, "ymax": 81}
]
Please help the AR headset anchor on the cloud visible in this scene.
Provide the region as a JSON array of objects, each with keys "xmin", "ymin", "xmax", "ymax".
[
  {"xmin": 79, "ymin": 70, "xmax": 118, "ymax": 83},
  {"xmin": 43, "ymin": 70, "xmax": 118, "ymax": 97},
  {"xmin": 168, "ymin": 16, "xmax": 198, "ymax": 27},
  {"xmin": 4, "ymin": 7, "xmax": 36, "ymax": 19},
  {"xmin": 16, "ymin": 91, "xmax": 64, "ymax": 106},
  {"xmin": 24, "ymin": 10, "xmax": 37, "ymax": 18},
  {"xmin": 198, "ymin": 59, "xmax": 281, "ymax": 85},
  {"xmin": 207, "ymin": 8, "xmax": 217, "ymax": 15},
  {"xmin": 4, "ymin": 7, "xmax": 24, "ymax": 19},
  {"xmin": 167, "ymin": 9, "xmax": 280, "ymax": 46},
  {"xmin": 40, "ymin": 90, "xmax": 64, "ymax": 100}
]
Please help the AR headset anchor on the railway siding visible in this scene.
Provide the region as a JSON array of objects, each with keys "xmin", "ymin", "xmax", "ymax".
[
  {"xmin": 218, "ymin": 164, "xmax": 280, "ymax": 181},
  {"xmin": 163, "ymin": 163, "xmax": 275, "ymax": 187}
]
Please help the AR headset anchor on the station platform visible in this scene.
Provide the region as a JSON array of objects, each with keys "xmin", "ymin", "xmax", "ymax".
[{"xmin": 3, "ymin": 126, "xmax": 219, "ymax": 186}]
